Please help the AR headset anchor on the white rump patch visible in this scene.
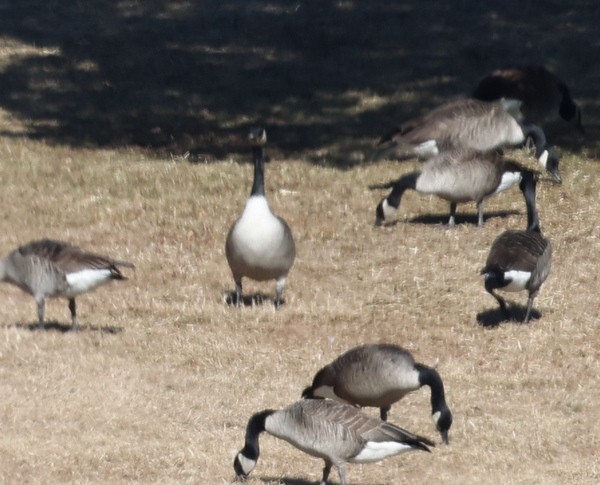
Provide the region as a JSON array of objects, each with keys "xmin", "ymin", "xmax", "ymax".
[
  {"xmin": 494, "ymin": 171, "xmax": 522, "ymax": 194},
  {"xmin": 352, "ymin": 441, "xmax": 414, "ymax": 462},
  {"xmin": 65, "ymin": 269, "xmax": 113, "ymax": 296},
  {"xmin": 537, "ymin": 150, "xmax": 549, "ymax": 169},
  {"xmin": 501, "ymin": 270, "xmax": 531, "ymax": 292},
  {"xmin": 414, "ymin": 140, "xmax": 439, "ymax": 157},
  {"xmin": 382, "ymin": 199, "xmax": 397, "ymax": 220}
]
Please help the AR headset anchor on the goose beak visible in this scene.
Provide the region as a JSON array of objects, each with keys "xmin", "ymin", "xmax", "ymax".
[
  {"xmin": 440, "ymin": 430, "xmax": 450, "ymax": 445},
  {"xmin": 550, "ymin": 168, "xmax": 562, "ymax": 185}
]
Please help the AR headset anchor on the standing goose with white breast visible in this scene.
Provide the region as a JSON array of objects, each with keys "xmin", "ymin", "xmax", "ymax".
[
  {"xmin": 481, "ymin": 171, "xmax": 552, "ymax": 323},
  {"xmin": 0, "ymin": 239, "xmax": 134, "ymax": 330},
  {"xmin": 225, "ymin": 127, "xmax": 296, "ymax": 308}
]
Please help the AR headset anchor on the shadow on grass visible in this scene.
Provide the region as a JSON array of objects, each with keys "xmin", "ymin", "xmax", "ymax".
[
  {"xmin": 6, "ymin": 320, "xmax": 123, "ymax": 334},
  {"xmin": 0, "ymin": 1, "xmax": 596, "ymax": 164},
  {"xmin": 476, "ymin": 305, "xmax": 542, "ymax": 328},
  {"xmin": 224, "ymin": 291, "xmax": 285, "ymax": 309},
  {"xmin": 373, "ymin": 209, "xmax": 521, "ymax": 228}
]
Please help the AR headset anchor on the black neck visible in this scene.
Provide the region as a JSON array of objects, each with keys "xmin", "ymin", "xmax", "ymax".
[
  {"xmin": 387, "ymin": 172, "xmax": 420, "ymax": 209},
  {"xmin": 415, "ymin": 363, "xmax": 448, "ymax": 416},
  {"xmin": 520, "ymin": 122, "xmax": 547, "ymax": 158},
  {"xmin": 519, "ymin": 171, "xmax": 540, "ymax": 232},
  {"xmin": 250, "ymin": 146, "xmax": 265, "ymax": 197},
  {"xmin": 241, "ymin": 409, "xmax": 273, "ymax": 461}
]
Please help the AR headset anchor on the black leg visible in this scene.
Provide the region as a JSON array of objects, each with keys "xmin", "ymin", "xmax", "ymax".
[
  {"xmin": 380, "ymin": 405, "xmax": 391, "ymax": 421},
  {"xmin": 68, "ymin": 298, "xmax": 78, "ymax": 331}
]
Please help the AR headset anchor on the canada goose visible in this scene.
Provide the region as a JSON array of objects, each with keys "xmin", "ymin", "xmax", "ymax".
[
  {"xmin": 473, "ymin": 65, "xmax": 584, "ymax": 133},
  {"xmin": 373, "ymin": 98, "xmax": 562, "ymax": 183},
  {"xmin": 372, "ymin": 149, "xmax": 540, "ymax": 227},
  {"xmin": 233, "ymin": 399, "xmax": 434, "ymax": 485},
  {"xmin": 0, "ymin": 239, "xmax": 134, "ymax": 330},
  {"xmin": 481, "ymin": 170, "xmax": 552, "ymax": 323},
  {"xmin": 302, "ymin": 343, "xmax": 452, "ymax": 444},
  {"xmin": 225, "ymin": 127, "xmax": 296, "ymax": 308}
]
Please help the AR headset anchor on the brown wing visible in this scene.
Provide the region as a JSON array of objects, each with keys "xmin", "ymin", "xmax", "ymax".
[
  {"xmin": 485, "ymin": 231, "xmax": 549, "ymax": 273},
  {"xmin": 18, "ymin": 239, "xmax": 134, "ymax": 275}
]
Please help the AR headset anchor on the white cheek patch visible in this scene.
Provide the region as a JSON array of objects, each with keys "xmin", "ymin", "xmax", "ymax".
[
  {"xmin": 432, "ymin": 411, "xmax": 441, "ymax": 425},
  {"xmin": 501, "ymin": 270, "xmax": 531, "ymax": 292},
  {"xmin": 537, "ymin": 150, "xmax": 549, "ymax": 169},
  {"xmin": 414, "ymin": 139, "xmax": 439, "ymax": 157},
  {"xmin": 65, "ymin": 269, "xmax": 113, "ymax": 296},
  {"xmin": 494, "ymin": 171, "xmax": 522, "ymax": 194},
  {"xmin": 352, "ymin": 441, "xmax": 414, "ymax": 462},
  {"xmin": 382, "ymin": 199, "xmax": 398, "ymax": 220},
  {"xmin": 236, "ymin": 453, "xmax": 257, "ymax": 475}
]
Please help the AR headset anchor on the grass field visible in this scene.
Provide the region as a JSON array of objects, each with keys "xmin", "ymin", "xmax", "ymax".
[{"xmin": 0, "ymin": 2, "xmax": 599, "ymax": 484}]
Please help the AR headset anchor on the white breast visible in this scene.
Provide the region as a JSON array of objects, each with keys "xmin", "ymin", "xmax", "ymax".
[
  {"xmin": 231, "ymin": 196, "xmax": 287, "ymax": 255},
  {"xmin": 65, "ymin": 269, "xmax": 113, "ymax": 296},
  {"xmin": 501, "ymin": 270, "xmax": 531, "ymax": 292}
]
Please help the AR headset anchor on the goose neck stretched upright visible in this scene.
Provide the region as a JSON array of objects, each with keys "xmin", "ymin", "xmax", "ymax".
[
  {"xmin": 519, "ymin": 171, "xmax": 540, "ymax": 232},
  {"xmin": 250, "ymin": 144, "xmax": 266, "ymax": 197}
]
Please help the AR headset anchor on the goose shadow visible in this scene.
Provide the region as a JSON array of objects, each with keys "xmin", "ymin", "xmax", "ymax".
[
  {"xmin": 373, "ymin": 209, "xmax": 520, "ymax": 228},
  {"xmin": 408, "ymin": 209, "xmax": 520, "ymax": 226},
  {"xmin": 7, "ymin": 320, "xmax": 123, "ymax": 334},
  {"xmin": 476, "ymin": 305, "xmax": 541, "ymax": 328},
  {"xmin": 259, "ymin": 477, "xmax": 388, "ymax": 485},
  {"xmin": 224, "ymin": 292, "xmax": 285, "ymax": 308}
]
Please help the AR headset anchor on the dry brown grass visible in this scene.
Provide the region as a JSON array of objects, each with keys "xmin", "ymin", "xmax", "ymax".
[{"xmin": 1, "ymin": 2, "xmax": 599, "ymax": 485}]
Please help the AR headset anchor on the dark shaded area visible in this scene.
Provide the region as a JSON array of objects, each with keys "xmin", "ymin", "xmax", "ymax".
[
  {"xmin": 477, "ymin": 306, "xmax": 541, "ymax": 328},
  {"xmin": 373, "ymin": 209, "xmax": 521, "ymax": 227},
  {"xmin": 0, "ymin": 1, "xmax": 597, "ymax": 165},
  {"xmin": 5, "ymin": 320, "xmax": 123, "ymax": 334}
]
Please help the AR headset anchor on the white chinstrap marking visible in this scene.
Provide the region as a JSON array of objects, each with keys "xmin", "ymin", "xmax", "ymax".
[
  {"xmin": 235, "ymin": 453, "xmax": 256, "ymax": 475},
  {"xmin": 65, "ymin": 269, "xmax": 113, "ymax": 296},
  {"xmin": 381, "ymin": 199, "xmax": 397, "ymax": 220},
  {"xmin": 538, "ymin": 150, "xmax": 549, "ymax": 169},
  {"xmin": 352, "ymin": 441, "xmax": 413, "ymax": 462},
  {"xmin": 501, "ymin": 270, "xmax": 531, "ymax": 292}
]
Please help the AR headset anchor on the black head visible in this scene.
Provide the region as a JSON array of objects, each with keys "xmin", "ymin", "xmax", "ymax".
[
  {"xmin": 543, "ymin": 147, "xmax": 562, "ymax": 184},
  {"xmin": 248, "ymin": 127, "xmax": 267, "ymax": 147},
  {"xmin": 434, "ymin": 407, "xmax": 453, "ymax": 445},
  {"xmin": 301, "ymin": 385, "xmax": 315, "ymax": 399},
  {"xmin": 375, "ymin": 200, "xmax": 386, "ymax": 226}
]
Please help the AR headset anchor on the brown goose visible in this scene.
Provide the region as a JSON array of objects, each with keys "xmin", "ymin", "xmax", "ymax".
[
  {"xmin": 302, "ymin": 343, "xmax": 453, "ymax": 444},
  {"xmin": 473, "ymin": 65, "xmax": 584, "ymax": 133},
  {"xmin": 372, "ymin": 149, "xmax": 541, "ymax": 227},
  {"xmin": 225, "ymin": 127, "xmax": 296, "ymax": 308},
  {"xmin": 233, "ymin": 399, "xmax": 434, "ymax": 485},
  {"xmin": 481, "ymin": 170, "xmax": 552, "ymax": 323},
  {"xmin": 0, "ymin": 239, "xmax": 134, "ymax": 330},
  {"xmin": 373, "ymin": 98, "xmax": 562, "ymax": 183}
]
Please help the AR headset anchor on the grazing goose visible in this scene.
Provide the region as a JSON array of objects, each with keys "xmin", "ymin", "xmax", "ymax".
[
  {"xmin": 481, "ymin": 170, "xmax": 552, "ymax": 323},
  {"xmin": 302, "ymin": 343, "xmax": 452, "ymax": 444},
  {"xmin": 233, "ymin": 399, "xmax": 434, "ymax": 485},
  {"xmin": 473, "ymin": 65, "xmax": 584, "ymax": 133},
  {"xmin": 0, "ymin": 239, "xmax": 134, "ymax": 330},
  {"xmin": 373, "ymin": 98, "xmax": 562, "ymax": 183},
  {"xmin": 225, "ymin": 127, "xmax": 296, "ymax": 308},
  {"xmin": 372, "ymin": 149, "xmax": 541, "ymax": 227}
]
